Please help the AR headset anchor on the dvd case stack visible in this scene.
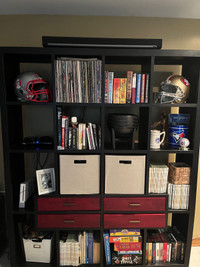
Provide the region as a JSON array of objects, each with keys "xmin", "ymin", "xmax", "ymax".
[
  {"xmin": 146, "ymin": 227, "xmax": 185, "ymax": 264},
  {"xmin": 55, "ymin": 57, "xmax": 102, "ymax": 103}
]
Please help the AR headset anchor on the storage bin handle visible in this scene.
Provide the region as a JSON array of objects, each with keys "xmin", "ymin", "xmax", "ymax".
[
  {"xmin": 64, "ymin": 203, "xmax": 75, "ymax": 206},
  {"xmin": 64, "ymin": 220, "xmax": 75, "ymax": 223},
  {"xmin": 129, "ymin": 220, "xmax": 141, "ymax": 223},
  {"xmin": 119, "ymin": 160, "xmax": 132, "ymax": 164},
  {"xmin": 33, "ymin": 244, "xmax": 41, "ymax": 248},
  {"xmin": 74, "ymin": 160, "xmax": 87, "ymax": 164},
  {"xmin": 129, "ymin": 203, "xmax": 141, "ymax": 207}
]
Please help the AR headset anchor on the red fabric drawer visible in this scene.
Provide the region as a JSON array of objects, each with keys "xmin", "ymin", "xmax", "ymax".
[
  {"xmin": 38, "ymin": 214, "xmax": 100, "ymax": 228},
  {"xmin": 38, "ymin": 197, "xmax": 100, "ymax": 211},
  {"xmin": 104, "ymin": 214, "xmax": 165, "ymax": 228},
  {"xmin": 104, "ymin": 197, "xmax": 166, "ymax": 212}
]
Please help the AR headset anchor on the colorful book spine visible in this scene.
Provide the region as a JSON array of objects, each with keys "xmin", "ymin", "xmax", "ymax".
[
  {"xmin": 126, "ymin": 71, "xmax": 133, "ymax": 103},
  {"xmin": 88, "ymin": 232, "xmax": 94, "ymax": 264},
  {"xmin": 131, "ymin": 73, "xmax": 137, "ymax": 104},
  {"xmin": 145, "ymin": 73, "xmax": 149, "ymax": 103},
  {"xmin": 108, "ymin": 72, "xmax": 114, "ymax": 103},
  {"xmin": 140, "ymin": 73, "xmax": 145, "ymax": 103},
  {"xmin": 57, "ymin": 107, "xmax": 62, "ymax": 150},
  {"xmin": 104, "ymin": 232, "xmax": 111, "ymax": 265},
  {"xmin": 113, "ymin": 78, "xmax": 120, "ymax": 104},
  {"xmin": 104, "ymin": 71, "xmax": 109, "ymax": 103},
  {"xmin": 136, "ymin": 73, "xmax": 141, "ymax": 103},
  {"xmin": 61, "ymin": 115, "xmax": 68, "ymax": 149},
  {"xmin": 120, "ymin": 78, "xmax": 127, "ymax": 104}
]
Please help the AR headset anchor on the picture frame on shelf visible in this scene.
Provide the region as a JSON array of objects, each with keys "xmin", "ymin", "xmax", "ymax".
[{"xmin": 36, "ymin": 168, "xmax": 56, "ymax": 195}]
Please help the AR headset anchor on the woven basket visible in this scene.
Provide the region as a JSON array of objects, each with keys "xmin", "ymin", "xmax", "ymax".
[{"xmin": 168, "ymin": 162, "xmax": 190, "ymax": 184}]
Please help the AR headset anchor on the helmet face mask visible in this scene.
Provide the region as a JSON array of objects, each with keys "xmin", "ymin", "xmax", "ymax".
[
  {"xmin": 155, "ymin": 75, "xmax": 190, "ymax": 104},
  {"xmin": 15, "ymin": 72, "xmax": 52, "ymax": 102}
]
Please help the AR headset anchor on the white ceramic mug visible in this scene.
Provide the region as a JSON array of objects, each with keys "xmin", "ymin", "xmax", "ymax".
[{"xmin": 150, "ymin": 130, "xmax": 165, "ymax": 149}]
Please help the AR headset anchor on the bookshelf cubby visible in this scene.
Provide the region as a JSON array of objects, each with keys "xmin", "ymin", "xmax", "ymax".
[{"xmin": 0, "ymin": 40, "xmax": 200, "ymax": 267}]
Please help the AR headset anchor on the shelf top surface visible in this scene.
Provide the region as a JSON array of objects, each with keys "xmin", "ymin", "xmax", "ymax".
[{"xmin": 2, "ymin": 46, "xmax": 200, "ymax": 58}]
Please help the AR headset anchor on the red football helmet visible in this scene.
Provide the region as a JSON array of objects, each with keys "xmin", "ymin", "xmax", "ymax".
[{"xmin": 15, "ymin": 72, "xmax": 52, "ymax": 102}]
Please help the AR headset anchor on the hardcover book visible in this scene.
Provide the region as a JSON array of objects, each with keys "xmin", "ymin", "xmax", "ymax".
[{"xmin": 126, "ymin": 71, "xmax": 133, "ymax": 103}]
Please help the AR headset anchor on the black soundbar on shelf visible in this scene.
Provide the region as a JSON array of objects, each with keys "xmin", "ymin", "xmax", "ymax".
[{"xmin": 42, "ymin": 36, "xmax": 162, "ymax": 49}]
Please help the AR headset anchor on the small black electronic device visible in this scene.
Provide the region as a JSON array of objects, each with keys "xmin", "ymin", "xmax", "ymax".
[{"xmin": 22, "ymin": 136, "xmax": 53, "ymax": 146}]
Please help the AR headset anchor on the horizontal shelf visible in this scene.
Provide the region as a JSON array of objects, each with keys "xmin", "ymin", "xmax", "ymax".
[
  {"xmin": 168, "ymin": 209, "xmax": 190, "ymax": 214},
  {"xmin": 104, "ymin": 149, "xmax": 147, "ymax": 154},
  {"xmin": 57, "ymin": 149, "xmax": 102, "ymax": 154},
  {"xmin": 104, "ymin": 103, "xmax": 150, "ymax": 107},
  {"xmin": 37, "ymin": 227, "xmax": 101, "ymax": 231},
  {"xmin": 12, "ymin": 209, "xmax": 35, "ymax": 215},
  {"xmin": 37, "ymin": 210, "xmax": 102, "ymax": 214},
  {"xmin": 143, "ymin": 264, "xmax": 184, "ymax": 267},
  {"xmin": 103, "ymin": 211, "xmax": 166, "ymax": 214},
  {"xmin": 17, "ymin": 258, "xmax": 57, "ymax": 267},
  {"xmin": 151, "ymin": 103, "xmax": 197, "ymax": 108},
  {"xmin": 150, "ymin": 148, "xmax": 194, "ymax": 153},
  {"xmin": 56, "ymin": 102, "xmax": 102, "ymax": 107},
  {"xmin": 9, "ymin": 146, "xmax": 55, "ymax": 153},
  {"xmin": 103, "ymin": 194, "xmax": 168, "ymax": 197},
  {"xmin": 5, "ymin": 101, "xmax": 198, "ymax": 108},
  {"xmin": 6, "ymin": 101, "xmax": 54, "ymax": 106}
]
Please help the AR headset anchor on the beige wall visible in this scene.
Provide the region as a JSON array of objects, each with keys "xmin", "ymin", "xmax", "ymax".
[{"xmin": 0, "ymin": 15, "xmax": 200, "ymax": 237}]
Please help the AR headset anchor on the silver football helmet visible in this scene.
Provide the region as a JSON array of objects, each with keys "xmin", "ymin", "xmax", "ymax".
[{"xmin": 14, "ymin": 72, "xmax": 52, "ymax": 102}]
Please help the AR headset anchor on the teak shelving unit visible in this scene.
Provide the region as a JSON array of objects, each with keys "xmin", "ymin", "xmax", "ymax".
[{"xmin": 0, "ymin": 42, "xmax": 200, "ymax": 267}]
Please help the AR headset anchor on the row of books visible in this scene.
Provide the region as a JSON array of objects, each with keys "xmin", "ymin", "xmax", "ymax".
[
  {"xmin": 105, "ymin": 71, "xmax": 149, "ymax": 104},
  {"xmin": 57, "ymin": 108, "xmax": 101, "ymax": 150},
  {"xmin": 148, "ymin": 164, "xmax": 169, "ymax": 194},
  {"xmin": 104, "ymin": 229, "xmax": 142, "ymax": 265},
  {"xmin": 55, "ymin": 57, "xmax": 102, "ymax": 103},
  {"xmin": 168, "ymin": 183, "xmax": 190, "ymax": 210},
  {"xmin": 146, "ymin": 227, "xmax": 185, "ymax": 264},
  {"xmin": 60, "ymin": 231, "xmax": 100, "ymax": 266}
]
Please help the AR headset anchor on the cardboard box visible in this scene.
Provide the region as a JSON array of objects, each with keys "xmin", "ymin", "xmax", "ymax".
[
  {"xmin": 168, "ymin": 162, "xmax": 190, "ymax": 184},
  {"xmin": 105, "ymin": 155, "xmax": 145, "ymax": 194},
  {"xmin": 23, "ymin": 233, "xmax": 55, "ymax": 263},
  {"xmin": 60, "ymin": 155, "xmax": 100, "ymax": 194}
]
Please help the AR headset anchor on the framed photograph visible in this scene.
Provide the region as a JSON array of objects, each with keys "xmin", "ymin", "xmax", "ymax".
[{"xmin": 36, "ymin": 168, "xmax": 56, "ymax": 195}]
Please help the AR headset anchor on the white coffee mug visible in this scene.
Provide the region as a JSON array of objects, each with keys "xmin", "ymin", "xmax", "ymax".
[{"xmin": 150, "ymin": 130, "xmax": 165, "ymax": 149}]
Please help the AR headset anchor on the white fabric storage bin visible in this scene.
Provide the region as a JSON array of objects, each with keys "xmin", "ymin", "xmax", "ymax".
[
  {"xmin": 105, "ymin": 155, "xmax": 146, "ymax": 194},
  {"xmin": 60, "ymin": 155, "xmax": 100, "ymax": 194},
  {"xmin": 23, "ymin": 233, "xmax": 55, "ymax": 263}
]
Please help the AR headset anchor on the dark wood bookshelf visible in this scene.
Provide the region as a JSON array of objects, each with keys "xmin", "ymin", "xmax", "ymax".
[{"xmin": 1, "ymin": 41, "xmax": 200, "ymax": 267}]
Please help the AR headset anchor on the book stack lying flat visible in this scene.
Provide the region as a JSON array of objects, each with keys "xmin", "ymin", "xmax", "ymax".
[
  {"xmin": 168, "ymin": 183, "xmax": 190, "ymax": 210},
  {"xmin": 104, "ymin": 229, "xmax": 142, "ymax": 265},
  {"xmin": 59, "ymin": 231, "xmax": 100, "ymax": 266},
  {"xmin": 148, "ymin": 164, "xmax": 169, "ymax": 193},
  {"xmin": 146, "ymin": 227, "xmax": 185, "ymax": 264}
]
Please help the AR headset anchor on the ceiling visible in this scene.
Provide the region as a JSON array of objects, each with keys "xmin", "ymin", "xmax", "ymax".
[{"xmin": 0, "ymin": 0, "xmax": 200, "ymax": 19}]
